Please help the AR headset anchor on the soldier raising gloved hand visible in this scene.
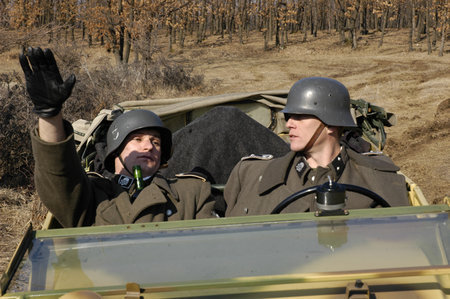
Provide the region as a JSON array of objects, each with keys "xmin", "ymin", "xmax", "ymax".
[{"xmin": 21, "ymin": 47, "xmax": 218, "ymax": 227}]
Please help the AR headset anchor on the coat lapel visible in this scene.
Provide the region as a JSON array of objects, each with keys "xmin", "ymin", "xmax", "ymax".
[
  {"xmin": 258, "ymin": 151, "xmax": 296, "ymax": 195},
  {"xmin": 114, "ymin": 177, "xmax": 172, "ymax": 223}
]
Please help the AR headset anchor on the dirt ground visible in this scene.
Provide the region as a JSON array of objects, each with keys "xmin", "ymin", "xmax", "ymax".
[{"xmin": 0, "ymin": 29, "xmax": 449, "ymax": 276}]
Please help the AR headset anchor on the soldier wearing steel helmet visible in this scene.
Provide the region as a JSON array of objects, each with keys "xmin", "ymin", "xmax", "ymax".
[
  {"xmin": 225, "ymin": 77, "xmax": 409, "ymax": 217},
  {"xmin": 20, "ymin": 47, "xmax": 217, "ymax": 227}
]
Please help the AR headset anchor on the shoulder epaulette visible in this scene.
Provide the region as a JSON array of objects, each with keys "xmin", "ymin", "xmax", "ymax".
[
  {"xmin": 241, "ymin": 154, "xmax": 274, "ymax": 161},
  {"xmin": 175, "ymin": 172, "xmax": 207, "ymax": 182},
  {"xmin": 361, "ymin": 151, "xmax": 384, "ymax": 156},
  {"xmin": 348, "ymin": 150, "xmax": 400, "ymax": 172},
  {"xmin": 86, "ymin": 171, "xmax": 105, "ymax": 178}
]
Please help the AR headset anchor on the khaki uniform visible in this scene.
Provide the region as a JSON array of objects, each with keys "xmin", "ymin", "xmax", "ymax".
[
  {"xmin": 31, "ymin": 121, "xmax": 217, "ymax": 227},
  {"xmin": 225, "ymin": 147, "xmax": 409, "ymax": 217}
]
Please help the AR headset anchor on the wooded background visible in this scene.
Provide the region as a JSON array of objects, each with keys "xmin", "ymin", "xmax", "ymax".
[{"xmin": 1, "ymin": 0, "xmax": 448, "ymax": 60}]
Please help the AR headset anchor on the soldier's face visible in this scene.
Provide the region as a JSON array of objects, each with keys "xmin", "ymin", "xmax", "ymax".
[
  {"xmin": 116, "ymin": 128, "xmax": 162, "ymax": 177},
  {"xmin": 286, "ymin": 114, "xmax": 325, "ymax": 152}
]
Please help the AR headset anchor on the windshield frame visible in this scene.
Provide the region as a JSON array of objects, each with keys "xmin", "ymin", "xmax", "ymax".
[{"xmin": 2, "ymin": 205, "xmax": 449, "ymax": 297}]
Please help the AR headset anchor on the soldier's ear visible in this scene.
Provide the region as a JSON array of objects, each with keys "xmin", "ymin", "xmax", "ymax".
[{"xmin": 326, "ymin": 126, "xmax": 342, "ymax": 136}]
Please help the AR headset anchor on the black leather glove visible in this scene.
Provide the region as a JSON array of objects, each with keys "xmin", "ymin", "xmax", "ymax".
[{"xmin": 19, "ymin": 47, "xmax": 76, "ymax": 118}]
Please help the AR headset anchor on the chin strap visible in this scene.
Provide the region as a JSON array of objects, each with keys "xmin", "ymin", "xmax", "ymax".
[
  {"xmin": 118, "ymin": 155, "xmax": 134, "ymax": 177},
  {"xmin": 302, "ymin": 122, "xmax": 326, "ymax": 153}
]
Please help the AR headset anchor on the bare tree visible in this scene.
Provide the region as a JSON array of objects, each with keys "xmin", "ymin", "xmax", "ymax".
[{"xmin": 438, "ymin": 0, "xmax": 448, "ymax": 56}]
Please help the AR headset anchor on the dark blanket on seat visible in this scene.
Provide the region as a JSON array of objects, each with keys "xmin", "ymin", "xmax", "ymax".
[{"xmin": 160, "ymin": 106, "xmax": 290, "ymax": 185}]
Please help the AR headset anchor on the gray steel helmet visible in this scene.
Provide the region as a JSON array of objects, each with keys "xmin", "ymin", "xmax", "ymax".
[
  {"xmin": 104, "ymin": 109, "xmax": 172, "ymax": 172},
  {"xmin": 282, "ymin": 77, "xmax": 357, "ymax": 127}
]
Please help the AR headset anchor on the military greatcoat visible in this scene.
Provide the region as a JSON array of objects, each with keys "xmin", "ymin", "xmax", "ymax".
[
  {"xmin": 31, "ymin": 121, "xmax": 217, "ymax": 227},
  {"xmin": 225, "ymin": 147, "xmax": 409, "ymax": 217}
]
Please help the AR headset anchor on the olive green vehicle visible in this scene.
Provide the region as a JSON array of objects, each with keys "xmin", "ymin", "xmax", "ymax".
[{"xmin": 1, "ymin": 91, "xmax": 448, "ymax": 298}]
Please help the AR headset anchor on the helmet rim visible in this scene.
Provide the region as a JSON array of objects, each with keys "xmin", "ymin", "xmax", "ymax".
[{"xmin": 282, "ymin": 77, "xmax": 357, "ymax": 127}]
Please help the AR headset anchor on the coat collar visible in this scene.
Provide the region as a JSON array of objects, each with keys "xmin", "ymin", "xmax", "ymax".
[
  {"xmin": 114, "ymin": 175, "xmax": 174, "ymax": 223},
  {"xmin": 257, "ymin": 148, "xmax": 350, "ymax": 195}
]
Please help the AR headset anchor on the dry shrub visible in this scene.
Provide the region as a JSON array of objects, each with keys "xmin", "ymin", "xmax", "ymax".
[
  {"xmin": 49, "ymin": 44, "xmax": 205, "ymax": 121},
  {"xmin": 0, "ymin": 188, "xmax": 45, "ymax": 227},
  {"xmin": 141, "ymin": 57, "xmax": 204, "ymax": 95},
  {"xmin": 0, "ymin": 72, "xmax": 35, "ymax": 189}
]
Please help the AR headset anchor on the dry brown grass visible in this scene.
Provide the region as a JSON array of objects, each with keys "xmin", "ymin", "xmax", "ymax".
[
  {"xmin": 0, "ymin": 188, "xmax": 47, "ymax": 274},
  {"xmin": 0, "ymin": 28, "xmax": 449, "ymax": 276}
]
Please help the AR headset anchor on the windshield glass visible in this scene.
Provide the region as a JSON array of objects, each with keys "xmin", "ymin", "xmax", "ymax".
[{"xmin": 7, "ymin": 212, "xmax": 449, "ymax": 293}]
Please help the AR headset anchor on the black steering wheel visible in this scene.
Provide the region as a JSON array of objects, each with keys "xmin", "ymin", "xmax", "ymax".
[{"xmin": 271, "ymin": 183, "xmax": 390, "ymax": 214}]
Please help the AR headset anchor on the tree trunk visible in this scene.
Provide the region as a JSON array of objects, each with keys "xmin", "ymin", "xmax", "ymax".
[
  {"xmin": 277, "ymin": 0, "xmax": 287, "ymax": 48},
  {"xmin": 409, "ymin": 0, "xmax": 415, "ymax": 51},
  {"xmin": 269, "ymin": 4, "xmax": 273, "ymax": 41},
  {"xmin": 133, "ymin": 45, "xmax": 139, "ymax": 63},
  {"xmin": 116, "ymin": 0, "xmax": 125, "ymax": 63},
  {"xmin": 263, "ymin": 0, "xmax": 269, "ymax": 50},
  {"xmin": 361, "ymin": 1, "xmax": 368, "ymax": 35},
  {"xmin": 426, "ymin": 0, "xmax": 432, "ymax": 54},
  {"xmin": 433, "ymin": 5, "xmax": 438, "ymax": 46},
  {"xmin": 124, "ymin": 31, "xmax": 132, "ymax": 63},
  {"xmin": 226, "ymin": 0, "xmax": 234, "ymax": 42},
  {"xmin": 238, "ymin": 0, "xmax": 247, "ymax": 44},
  {"xmin": 82, "ymin": 22, "xmax": 86, "ymax": 41},
  {"xmin": 336, "ymin": 0, "xmax": 346, "ymax": 43},
  {"xmin": 275, "ymin": 4, "xmax": 280, "ymax": 47},
  {"xmin": 302, "ymin": 0, "xmax": 308, "ymax": 42},
  {"xmin": 416, "ymin": 10, "xmax": 424, "ymax": 41},
  {"xmin": 219, "ymin": 11, "xmax": 224, "ymax": 38},
  {"xmin": 378, "ymin": 7, "xmax": 389, "ymax": 47},
  {"xmin": 438, "ymin": 0, "xmax": 447, "ymax": 56},
  {"xmin": 311, "ymin": 0, "xmax": 318, "ymax": 37},
  {"xmin": 280, "ymin": 27, "xmax": 284, "ymax": 48},
  {"xmin": 263, "ymin": 22, "xmax": 269, "ymax": 50},
  {"xmin": 350, "ymin": 0, "xmax": 360, "ymax": 49},
  {"xmin": 179, "ymin": 26, "xmax": 186, "ymax": 48},
  {"xmin": 328, "ymin": 0, "xmax": 333, "ymax": 33},
  {"xmin": 169, "ymin": 25, "xmax": 174, "ymax": 51},
  {"xmin": 209, "ymin": 2, "xmax": 214, "ymax": 36},
  {"xmin": 123, "ymin": 0, "xmax": 135, "ymax": 64},
  {"xmin": 197, "ymin": 0, "xmax": 206, "ymax": 44}
]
